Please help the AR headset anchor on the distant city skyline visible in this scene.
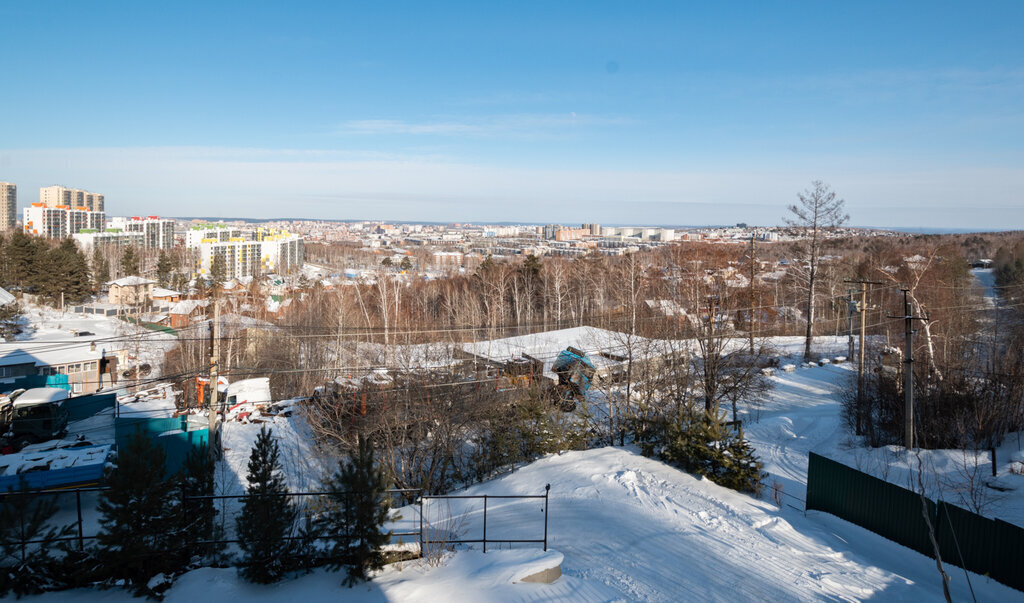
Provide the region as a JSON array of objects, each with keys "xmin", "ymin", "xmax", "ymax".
[{"xmin": 1, "ymin": 2, "xmax": 1021, "ymax": 229}]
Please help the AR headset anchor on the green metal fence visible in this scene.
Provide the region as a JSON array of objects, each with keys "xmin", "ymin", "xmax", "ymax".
[
  {"xmin": 807, "ymin": 452, "xmax": 1024, "ymax": 592},
  {"xmin": 65, "ymin": 392, "xmax": 117, "ymax": 422},
  {"xmin": 115, "ymin": 415, "xmax": 210, "ymax": 477}
]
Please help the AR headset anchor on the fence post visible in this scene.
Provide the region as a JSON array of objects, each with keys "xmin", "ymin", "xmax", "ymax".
[
  {"xmin": 543, "ymin": 484, "xmax": 550, "ymax": 552},
  {"xmin": 483, "ymin": 494, "xmax": 488, "ymax": 554},
  {"xmin": 76, "ymin": 489, "xmax": 84, "ymax": 550},
  {"xmin": 419, "ymin": 494, "xmax": 425, "ymax": 559}
]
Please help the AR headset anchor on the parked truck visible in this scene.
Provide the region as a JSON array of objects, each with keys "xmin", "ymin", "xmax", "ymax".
[{"xmin": 0, "ymin": 387, "xmax": 71, "ymax": 453}]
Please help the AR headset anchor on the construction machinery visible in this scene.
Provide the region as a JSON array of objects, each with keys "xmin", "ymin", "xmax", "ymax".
[{"xmin": 550, "ymin": 346, "xmax": 596, "ymax": 412}]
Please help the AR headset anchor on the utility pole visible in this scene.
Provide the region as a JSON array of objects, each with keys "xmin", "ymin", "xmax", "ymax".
[
  {"xmin": 748, "ymin": 235, "xmax": 756, "ymax": 355},
  {"xmin": 846, "ymin": 289, "xmax": 856, "ymax": 361},
  {"xmin": 888, "ymin": 288, "xmax": 929, "ymax": 450},
  {"xmin": 208, "ymin": 301, "xmax": 221, "ymax": 460},
  {"xmin": 844, "ymin": 279, "xmax": 884, "ymax": 437}
]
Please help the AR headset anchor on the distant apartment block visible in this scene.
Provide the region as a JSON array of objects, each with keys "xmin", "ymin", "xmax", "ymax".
[
  {"xmin": 196, "ymin": 228, "xmax": 304, "ymax": 280},
  {"xmin": 0, "ymin": 182, "xmax": 15, "ymax": 232},
  {"xmin": 23, "ymin": 204, "xmax": 104, "ymax": 238},
  {"xmin": 185, "ymin": 223, "xmax": 245, "ymax": 248},
  {"xmin": 108, "ymin": 216, "xmax": 175, "ymax": 249},
  {"xmin": 72, "ymin": 229, "xmax": 145, "ymax": 252},
  {"xmin": 555, "ymin": 227, "xmax": 589, "ymax": 241},
  {"xmin": 602, "ymin": 227, "xmax": 676, "ymax": 242},
  {"xmin": 40, "ymin": 185, "xmax": 105, "ymax": 212}
]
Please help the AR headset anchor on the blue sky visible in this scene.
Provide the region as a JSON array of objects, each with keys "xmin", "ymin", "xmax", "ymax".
[{"xmin": 1, "ymin": 2, "xmax": 1022, "ymax": 228}]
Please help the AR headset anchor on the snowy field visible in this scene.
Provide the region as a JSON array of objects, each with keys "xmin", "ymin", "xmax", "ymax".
[{"xmin": 26, "ymin": 446, "xmax": 1020, "ymax": 602}]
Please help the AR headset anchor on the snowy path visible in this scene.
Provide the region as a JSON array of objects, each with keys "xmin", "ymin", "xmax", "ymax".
[{"xmin": 745, "ymin": 363, "xmax": 854, "ymax": 502}]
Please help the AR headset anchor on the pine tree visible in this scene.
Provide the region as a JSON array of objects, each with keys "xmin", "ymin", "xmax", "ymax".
[
  {"xmin": 318, "ymin": 434, "xmax": 392, "ymax": 586},
  {"xmin": 209, "ymin": 254, "xmax": 227, "ymax": 284},
  {"xmin": 35, "ymin": 246, "xmax": 64, "ymax": 304},
  {"xmin": 96, "ymin": 431, "xmax": 181, "ymax": 594},
  {"xmin": 0, "ymin": 478, "xmax": 74, "ymax": 597},
  {"xmin": 717, "ymin": 426, "xmax": 767, "ymax": 495},
  {"xmin": 121, "ymin": 246, "xmax": 140, "ymax": 276},
  {"xmin": 92, "ymin": 247, "xmax": 110, "ymax": 291},
  {"xmin": 4, "ymin": 232, "xmax": 40, "ymax": 291},
  {"xmin": 0, "ymin": 233, "xmax": 8, "ymax": 285},
  {"xmin": 179, "ymin": 444, "xmax": 218, "ymax": 564},
  {"xmin": 59, "ymin": 239, "xmax": 92, "ymax": 303},
  {"xmin": 652, "ymin": 410, "xmax": 766, "ymax": 496},
  {"xmin": 156, "ymin": 252, "xmax": 173, "ymax": 287},
  {"xmin": 0, "ymin": 301, "xmax": 22, "ymax": 341},
  {"xmin": 236, "ymin": 426, "xmax": 297, "ymax": 584}
]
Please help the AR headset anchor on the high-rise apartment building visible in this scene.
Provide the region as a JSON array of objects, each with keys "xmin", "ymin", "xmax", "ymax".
[
  {"xmin": 108, "ymin": 216, "xmax": 176, "ymax": 249},
  {"xmin": 40, "ymin": 185, "xmax": 105, "ymax": 212},
  {"xmin": 0, "ymin": 182, "xmax": 15, "ymax": 232},
  {"xmin": 23, "ymin": 204, "xmax": 104, "ymax": 238},
  {"xmin": 185, "ymin": 223, "xmax": 244, "ymax": 248},
  {"xmin": 197, "ymin": 229, "xmax": 304, "ymax": 280},
  {"xmin": 73, "ymin": 230, "xmax": 145, "ymax": 253}
]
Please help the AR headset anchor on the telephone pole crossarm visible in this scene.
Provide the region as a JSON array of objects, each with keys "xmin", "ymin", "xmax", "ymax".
[{"xmin": 886, "ymin": 288, "xmax": 930, "ymax": 451}]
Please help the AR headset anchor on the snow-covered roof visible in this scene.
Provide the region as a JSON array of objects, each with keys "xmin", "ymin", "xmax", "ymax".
[
  {"xmin": 0, "ymin": 332, "xmax": 111, "ymax": 368},
  {"xmin": 107, "ymin": 276, "xmax": 156, "ymax": 287},
  {"xmin": 168, "ymin": 299, "xmax": 209, "ymax": 315},
  {"xmin": 461, "ymin": 326, "xmax": 678, "ymax": 378},
  {"xmin": 12, "ymin": 387, "xmax": 69, "ymax": 407},
  {"xmin": 151, "ymin": 287, "xmax": 179, "ymax": 298},
  {"xmin": 0, "ymin": 444, "xmax": 113, "ymax": 477},
  {"xmin": 0, "ymin": 286, "xmax": 14, "ymax": 307}
]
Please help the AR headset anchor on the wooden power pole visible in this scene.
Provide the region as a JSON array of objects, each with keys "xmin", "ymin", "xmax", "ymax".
[
  {"xmin": 208, "ymin": 301, "xmax": 221, "ymax": 460},
  {"xmin": 888, "ymin": 288, "xmax": 929, "ymax": 450},
  {"xmin": 844, "ymin": 279, "xmax": 883, "ymax": 436},
  {"xmin": 748, "ymin": 235, "xmax": 756, "ymax": 355}
]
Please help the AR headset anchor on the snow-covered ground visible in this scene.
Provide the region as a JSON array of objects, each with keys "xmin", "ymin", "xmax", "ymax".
[
  {"xmin": 747, "ymin": 360, "xmax": 1024, "ymax": 526},
  {"xmin": 28, "ymin": 445, "xmax": 1020, "ymax": 602},
  {"xmin": 15, "ymin": 320, "xmax": 1024, "ymax": 600}
]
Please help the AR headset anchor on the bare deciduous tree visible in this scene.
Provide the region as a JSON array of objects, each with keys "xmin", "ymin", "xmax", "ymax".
[{"xmin": 786, "ymin": 180, "xmax": 849, "ymax": 361}]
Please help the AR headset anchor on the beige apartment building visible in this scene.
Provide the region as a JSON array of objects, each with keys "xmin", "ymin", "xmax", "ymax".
[
  {"xmin": 106, "ymin": 276, "xmax": 155, "ymax": 305},
  {"xmin": 40, "ymin": 185, "xmax": 105, "ymax": 212},
  {"xmin": 0, "ymin": 182, "xmax": 15, "ymax": 232}
]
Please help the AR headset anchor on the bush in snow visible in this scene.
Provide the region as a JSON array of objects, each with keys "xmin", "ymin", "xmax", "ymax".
[
  {"xmin": 236, "ymin": 426, "xmax": 298, "ymax": 584},
  {"xmin": 317, "ymin": 434, "xmax": 393, "ymax": 586},
  {"xmin": 469, "ymin": 392, "xmax": 590, "ymax": 483},
  {"xmin": 0, "ymin": 478, "xmax": 74, "ymax": 597},
  {"xmin": 96, "ymin": 431, "xmax": 184, "ymax": 596},
  {"xmin": 643, "ymin": 411, "xmax": 767, "ymax": 496}
]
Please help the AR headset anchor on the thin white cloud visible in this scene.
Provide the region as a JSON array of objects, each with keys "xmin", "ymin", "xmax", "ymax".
[{"xmin": 336, "ymin": 114, "xmax": 635, "ymax": 138}]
